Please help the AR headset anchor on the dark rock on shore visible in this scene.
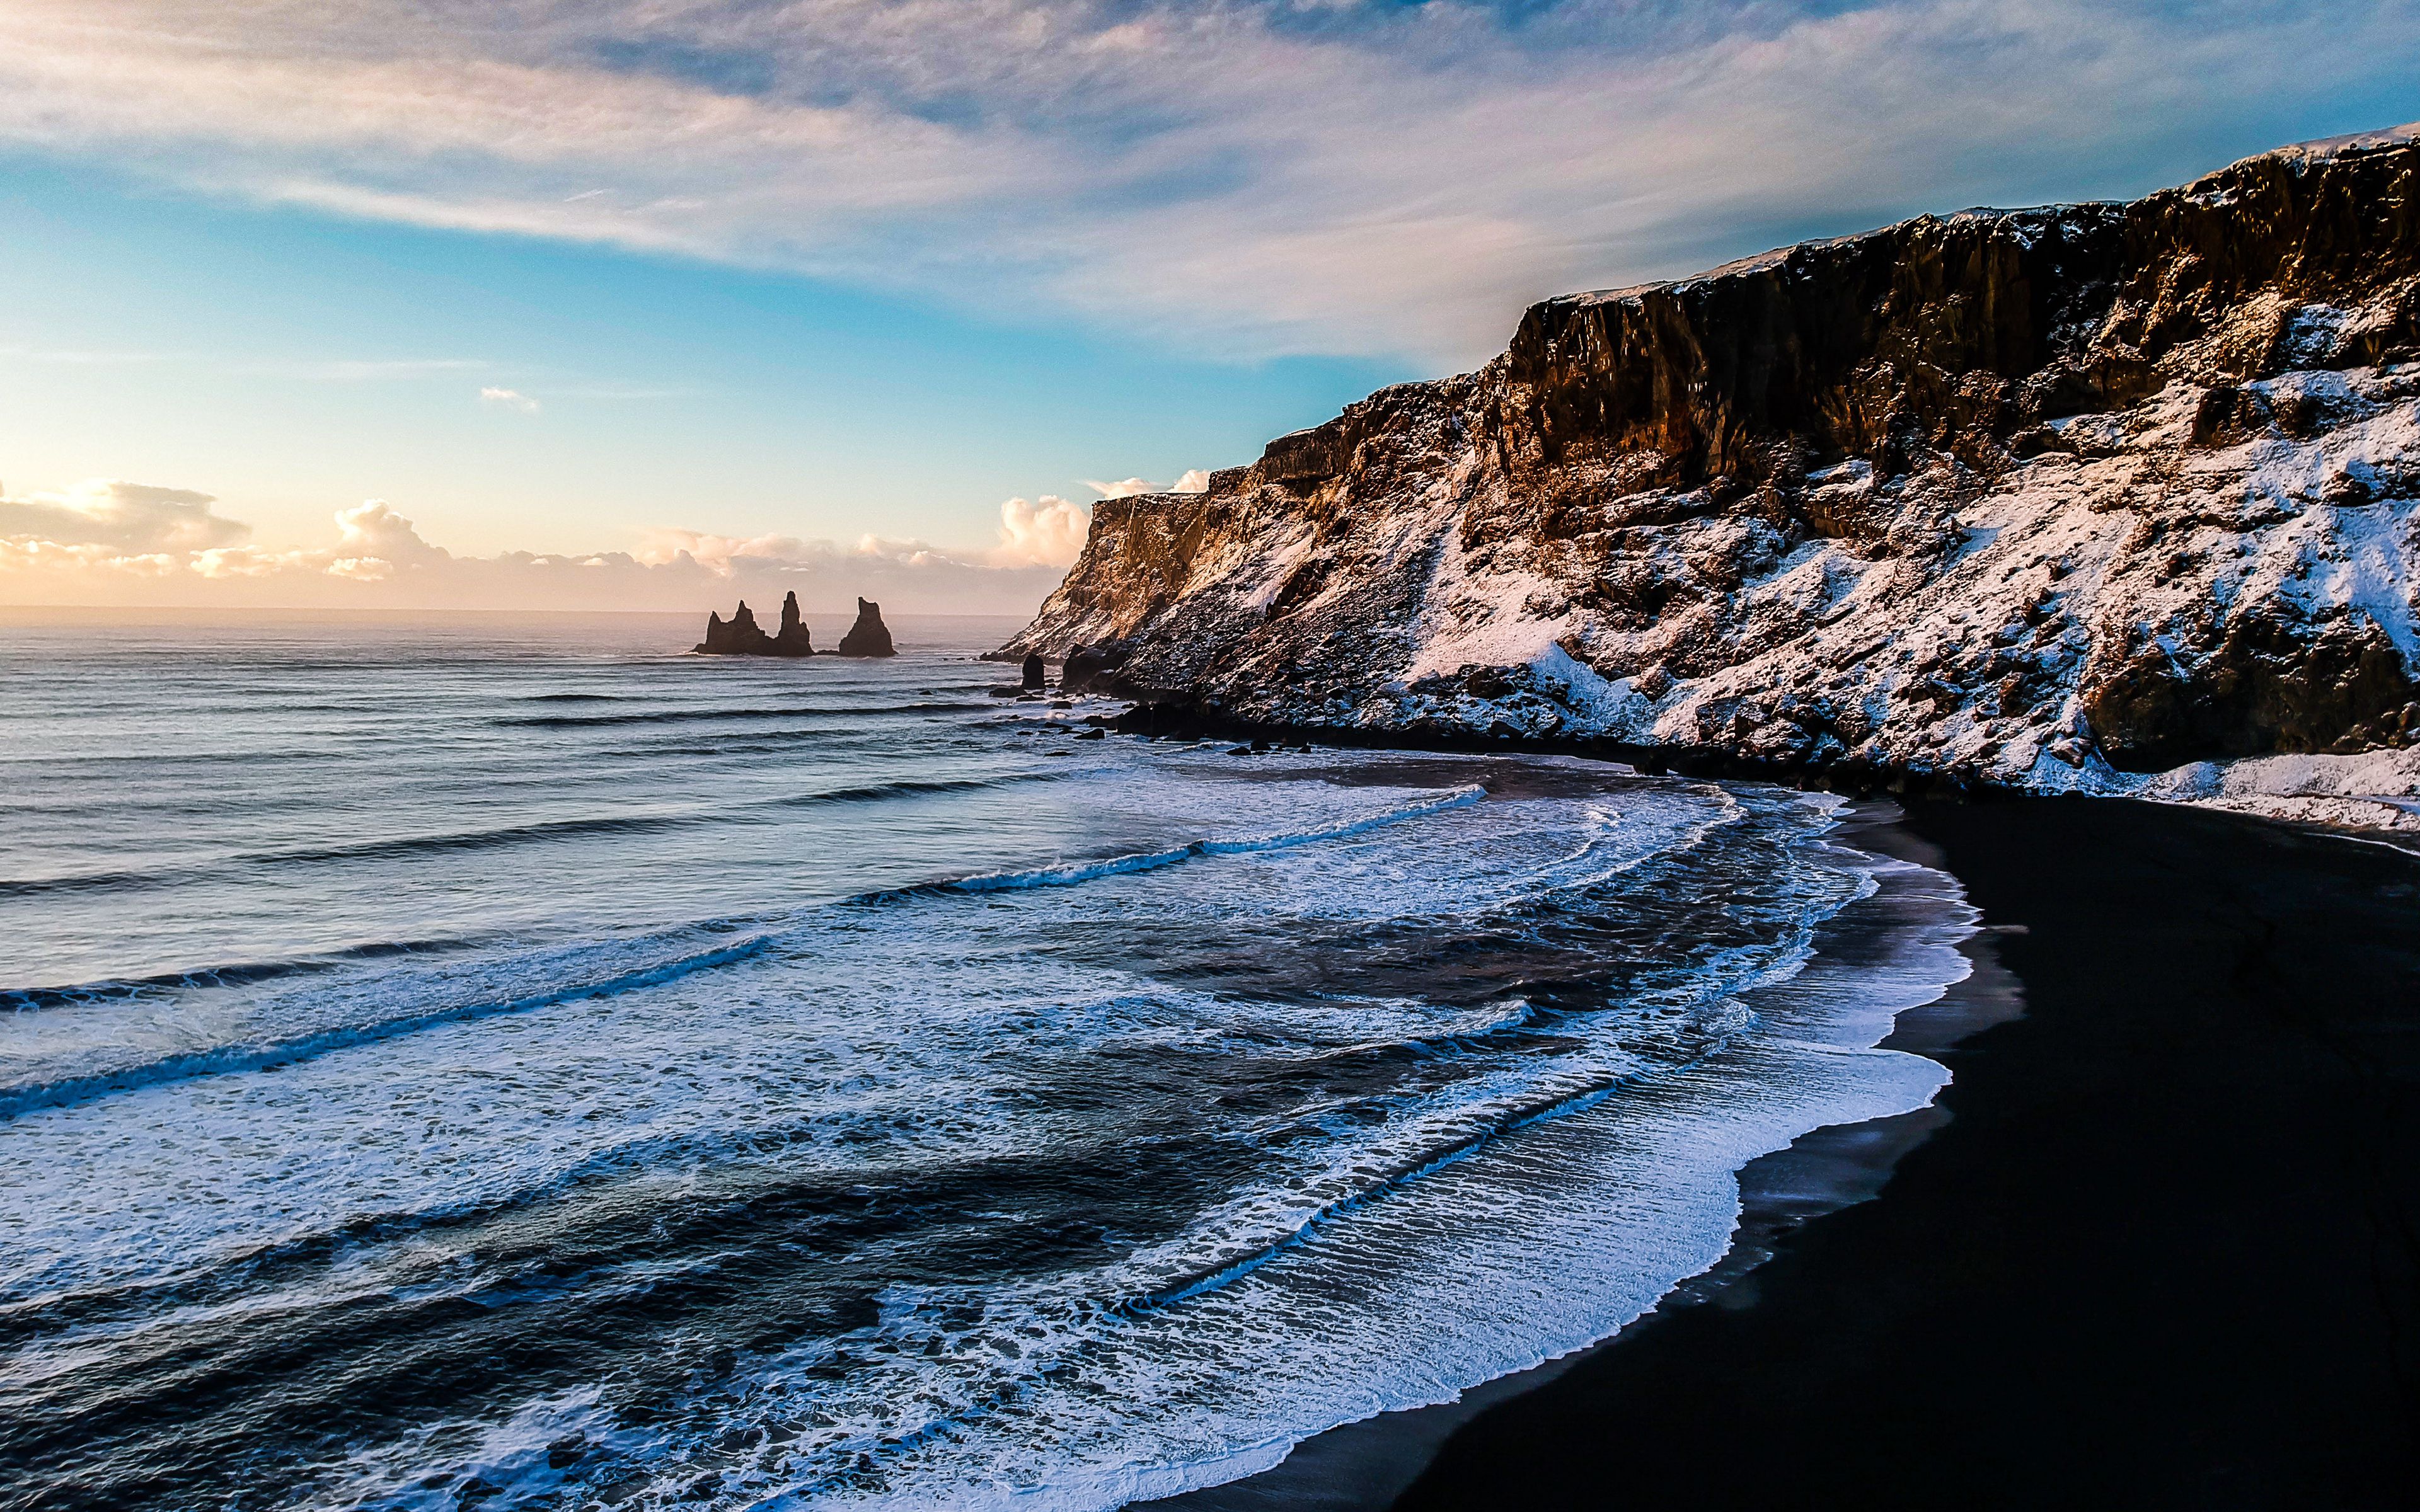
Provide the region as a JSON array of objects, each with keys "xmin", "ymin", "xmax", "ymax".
[
  {"xmin": 835, "ymin": 598, "xmax": 896, "ymax": 658},
  {"xmin": 996, "ymin": 125, "xmax": 2420, "ymax": 830},
  {"xmin": 1022, "ymin": 653, "xmax": 1046, "ymax": 690},
  {"xmin": 1059, "ymin": 642, "xmax": 1129, "ymax": 695},
  {"xmin": 696, "ymin": 592, "xmax": 816, "ymax": 656}
]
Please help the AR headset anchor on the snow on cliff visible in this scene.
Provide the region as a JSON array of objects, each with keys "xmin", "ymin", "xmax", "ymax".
[{"xmin": 1005, "ymin": 129, "xmax": 2420, "ymax": 833}]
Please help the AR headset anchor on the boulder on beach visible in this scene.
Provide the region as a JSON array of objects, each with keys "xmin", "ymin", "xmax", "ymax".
[
  {"xmin": 835, "ymin": 598, "xmax": 896, "ymax": 658},
  {"xmin": 1059, "ymin": 642, "xmax": 1127, "ymax": 695}
]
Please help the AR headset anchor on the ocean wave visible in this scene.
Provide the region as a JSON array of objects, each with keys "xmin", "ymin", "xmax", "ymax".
[
  {"xmin": 0, "ymin": 776, "xmax": 1046, "ymax": 899},
  {"xmin": 0, "ymin": 758, "xmax": 1986, "ymax": 1512},
  {"xmin": 0, "ymin": 935, "xmax": 774, "ymax": 1122},
  {"xmin": 0, "ymin": 937, "xmax": 485, "ymax": 1014},
  {"xmin": 913, "ymin": 785, "xmax": 1489, "ymax": 898},
  {"xmin": 0, "ymin": 783, "xmax": 1488, "ymax": 1113},
  {"xmin": 497, "ymin": 701, "xmax": 994, "ymax": 729}
]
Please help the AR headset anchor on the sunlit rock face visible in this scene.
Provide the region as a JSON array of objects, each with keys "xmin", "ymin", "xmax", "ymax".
[{"xmin": 1001, "ymin": 127, "xmax": 2420, "ymax": 826}]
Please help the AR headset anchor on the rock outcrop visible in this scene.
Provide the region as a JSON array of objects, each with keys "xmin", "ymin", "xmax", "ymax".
[
  {"xmin": 1022, "ymin": 653, "xmax": 1047, "ymax": 690},
  {"xmin": 1059, "ymin": 643, "xmax": 1127, "ymax": 695},
  {"xmin": 834, "ymin": 598, "xmax": 896, "ymax": 658},
  {"xmin": 695, "ymin": 592, "xmax": 816, "ymax": 656},
  {"xmin": 999, "ymin": 126, "xmax": 2420, "ymax": 831}
]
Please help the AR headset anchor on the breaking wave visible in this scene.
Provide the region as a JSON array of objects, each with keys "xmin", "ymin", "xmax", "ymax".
[{"xmin": 0, "ymin": 624, "xmax": 1978, "ymax": 1512}]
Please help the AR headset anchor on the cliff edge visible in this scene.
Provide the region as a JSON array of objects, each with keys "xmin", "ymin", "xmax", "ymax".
[{"xmin": 1001, "ymin": 126, "xmax": 2420, "ymax": 832}]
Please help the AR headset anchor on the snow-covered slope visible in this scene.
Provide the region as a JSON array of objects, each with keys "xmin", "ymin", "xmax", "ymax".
[{"xmin": 1003, "ymin": 127, "xmax": 2420, "ymax": 831}]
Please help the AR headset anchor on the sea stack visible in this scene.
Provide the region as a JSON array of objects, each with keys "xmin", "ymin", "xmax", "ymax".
[
  {"xmin": 835, "ymin": 598, "xmax": 896, "ymax": 657},
  {"xmin": 694, "ymin": 592, "xmax": 815, "ymax": 656},
  {"xmin": 694, "ymin": 599, "xmax": 775, "ymax": 655},
  {"xmin": 1022, "ymin": 653, "xmax": 1046, "ymax": 690},
  {"xmin": 771, "ymin": 592, "xmax": 814, "ymax": 657}
]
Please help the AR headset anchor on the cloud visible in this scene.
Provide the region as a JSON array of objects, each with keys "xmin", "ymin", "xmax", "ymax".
[
  {"xmin": 991, "ymin": 495, "xmax": 1092, "ymax": 567},
  {"xmin": 0, "ymin": 3, "xmax": 2411, "ymax": 365},
  {"xmin": 479, "ymin": 385, "xmax": 540, "ymax": 412},
  {"xmin": 0, "ymin": 479, "xmax": 251, "ymax": 552},
  {"xmin": 1083, "ymin": 472, "xmax": 1209, "ymax": 498},
  {"xmin": 1, "ymin": 479, "xmax": 1068, "ymax": 614}
]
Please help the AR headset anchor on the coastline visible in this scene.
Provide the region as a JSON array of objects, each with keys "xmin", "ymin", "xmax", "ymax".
[
  {"xmin": 1100, "ymin": 702, "xmax": 2420, "ymax": 842},
  {"xmin": 1145, "ymin": 791, "xmax": 2420, "ymax": 1509},
  {"xmin": 1137, "ymin": 798, "xmax": 2019, "ymax": 1511},
  {"xmin": 1390, "ymin": 794, "xmax": 2420, "ymax": 1508}
]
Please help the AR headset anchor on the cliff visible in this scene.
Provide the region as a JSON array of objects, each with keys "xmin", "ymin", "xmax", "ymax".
[{"xmin": 1001, "ymin": 125, "xmax": 2420, "ymax": 831}]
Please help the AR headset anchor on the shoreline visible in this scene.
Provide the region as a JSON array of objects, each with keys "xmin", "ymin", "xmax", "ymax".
[
  {"xmin": 1141, "ymin": 791, "xmax": 2420, "ymax": 1509},
  {"xmin": 1138, "ymin": 799, "xmax": 2021, "ymax": 1512},
  {"xmin": 1389, "ymin": 794, "xmax": 2420, "ymax": 1508},
  {"xmin": 1081, "ymin": 698, "xmax": 2420, "ymax": 840}
]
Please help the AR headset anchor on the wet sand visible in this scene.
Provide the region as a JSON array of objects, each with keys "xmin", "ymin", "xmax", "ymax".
[
  {"xmin": 1153, "ymin": 794, "xmax": 2419, "ymax": 1510},
  {"xmin": 1394, "ymin": 796, "xmax": 2420, "ymax": 1509}
]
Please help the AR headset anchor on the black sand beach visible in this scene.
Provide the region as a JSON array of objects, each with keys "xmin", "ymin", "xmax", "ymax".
[
  {"xmin": 1390, "ymin": 796, "xmax": 2420, "ymax": 1509},
  {"xmin": 1158, "ymin": 792, "xmax": 2420, "ymax": 1511}
]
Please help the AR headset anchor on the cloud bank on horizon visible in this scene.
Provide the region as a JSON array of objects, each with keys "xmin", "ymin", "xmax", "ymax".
[
  {"xmin": 0, "ymin": 480, "xmax": 1077, "ymax": 614},
  {"xmin": 4, "ymin": 0, "xmax": 2414, "ymax": 370},
  {"xmin": 3, "ymin": 1, "xmax": 2412, "ymax": 613}
]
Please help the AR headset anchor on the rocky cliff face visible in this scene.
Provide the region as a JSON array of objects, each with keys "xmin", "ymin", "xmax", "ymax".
[{"xmin": 1002, "ymin": 126, "xmax": 2420, "ymax": 831}]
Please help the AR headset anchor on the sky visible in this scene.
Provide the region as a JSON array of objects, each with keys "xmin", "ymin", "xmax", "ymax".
[{"xmin": 1, "ymin": 0, "xmax": 2414, "ymax": 614}]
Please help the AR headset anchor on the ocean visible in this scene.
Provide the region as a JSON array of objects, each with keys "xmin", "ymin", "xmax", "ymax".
[{"xmin": 0, "ymin": 610, "xmax": 1974, "ymax": 1511}]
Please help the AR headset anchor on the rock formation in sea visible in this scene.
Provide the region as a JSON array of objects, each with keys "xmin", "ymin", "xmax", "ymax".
[
  {"xmin": 696, "ymin": 598, "xmax": 771, "ymax": 655},
  {"xmin": 773, "ymin": 593, "xmax": 815, "ymax": 656},
  {"xmin": 835, "ymin": 598, "xmax": 896, "ymax": 658},
  {"xmin": 1022, "ymin": 653, "xmax": 1047, "ymax": 690},
  {"xmin": 696, "ymin": 592, "xmax": 815, "ymax": 657},
  {"xmin": 998, "ymin": 125, "xmax": 2420, "ymax": 831}
]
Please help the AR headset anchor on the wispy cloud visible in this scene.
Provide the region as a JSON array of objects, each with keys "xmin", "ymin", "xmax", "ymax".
[
  {"xmin": 0, "ymin": 2, "xmax": 2411, "ymax": 365},
  {"xmin": 478, "ymin": 385, "xmax": 541, "ymax": 412}
]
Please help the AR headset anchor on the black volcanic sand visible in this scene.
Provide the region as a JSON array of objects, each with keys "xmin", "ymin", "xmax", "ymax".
[
  {"xmin": 1380, "ymin": 796, "xmax": 2420, "ymax": 1510},
  {"xmin": 1148, "ymin": 793, "xmax": 2420, "ymax": 1511}
]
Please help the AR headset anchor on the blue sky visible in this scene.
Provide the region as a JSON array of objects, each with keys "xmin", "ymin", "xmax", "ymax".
[
  {"xmin": 0, "ymin": 0, "xmax": 2414, "ymax": 612},
  {"xmin": 0, "ymin": 154, "xmax": 1393, "ymax": 559}
]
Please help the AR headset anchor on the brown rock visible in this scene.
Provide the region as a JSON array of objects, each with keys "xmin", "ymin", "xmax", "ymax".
[{"xmin": 993, "ymin": 129, "xmax": 2420, "ymax": 786}]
